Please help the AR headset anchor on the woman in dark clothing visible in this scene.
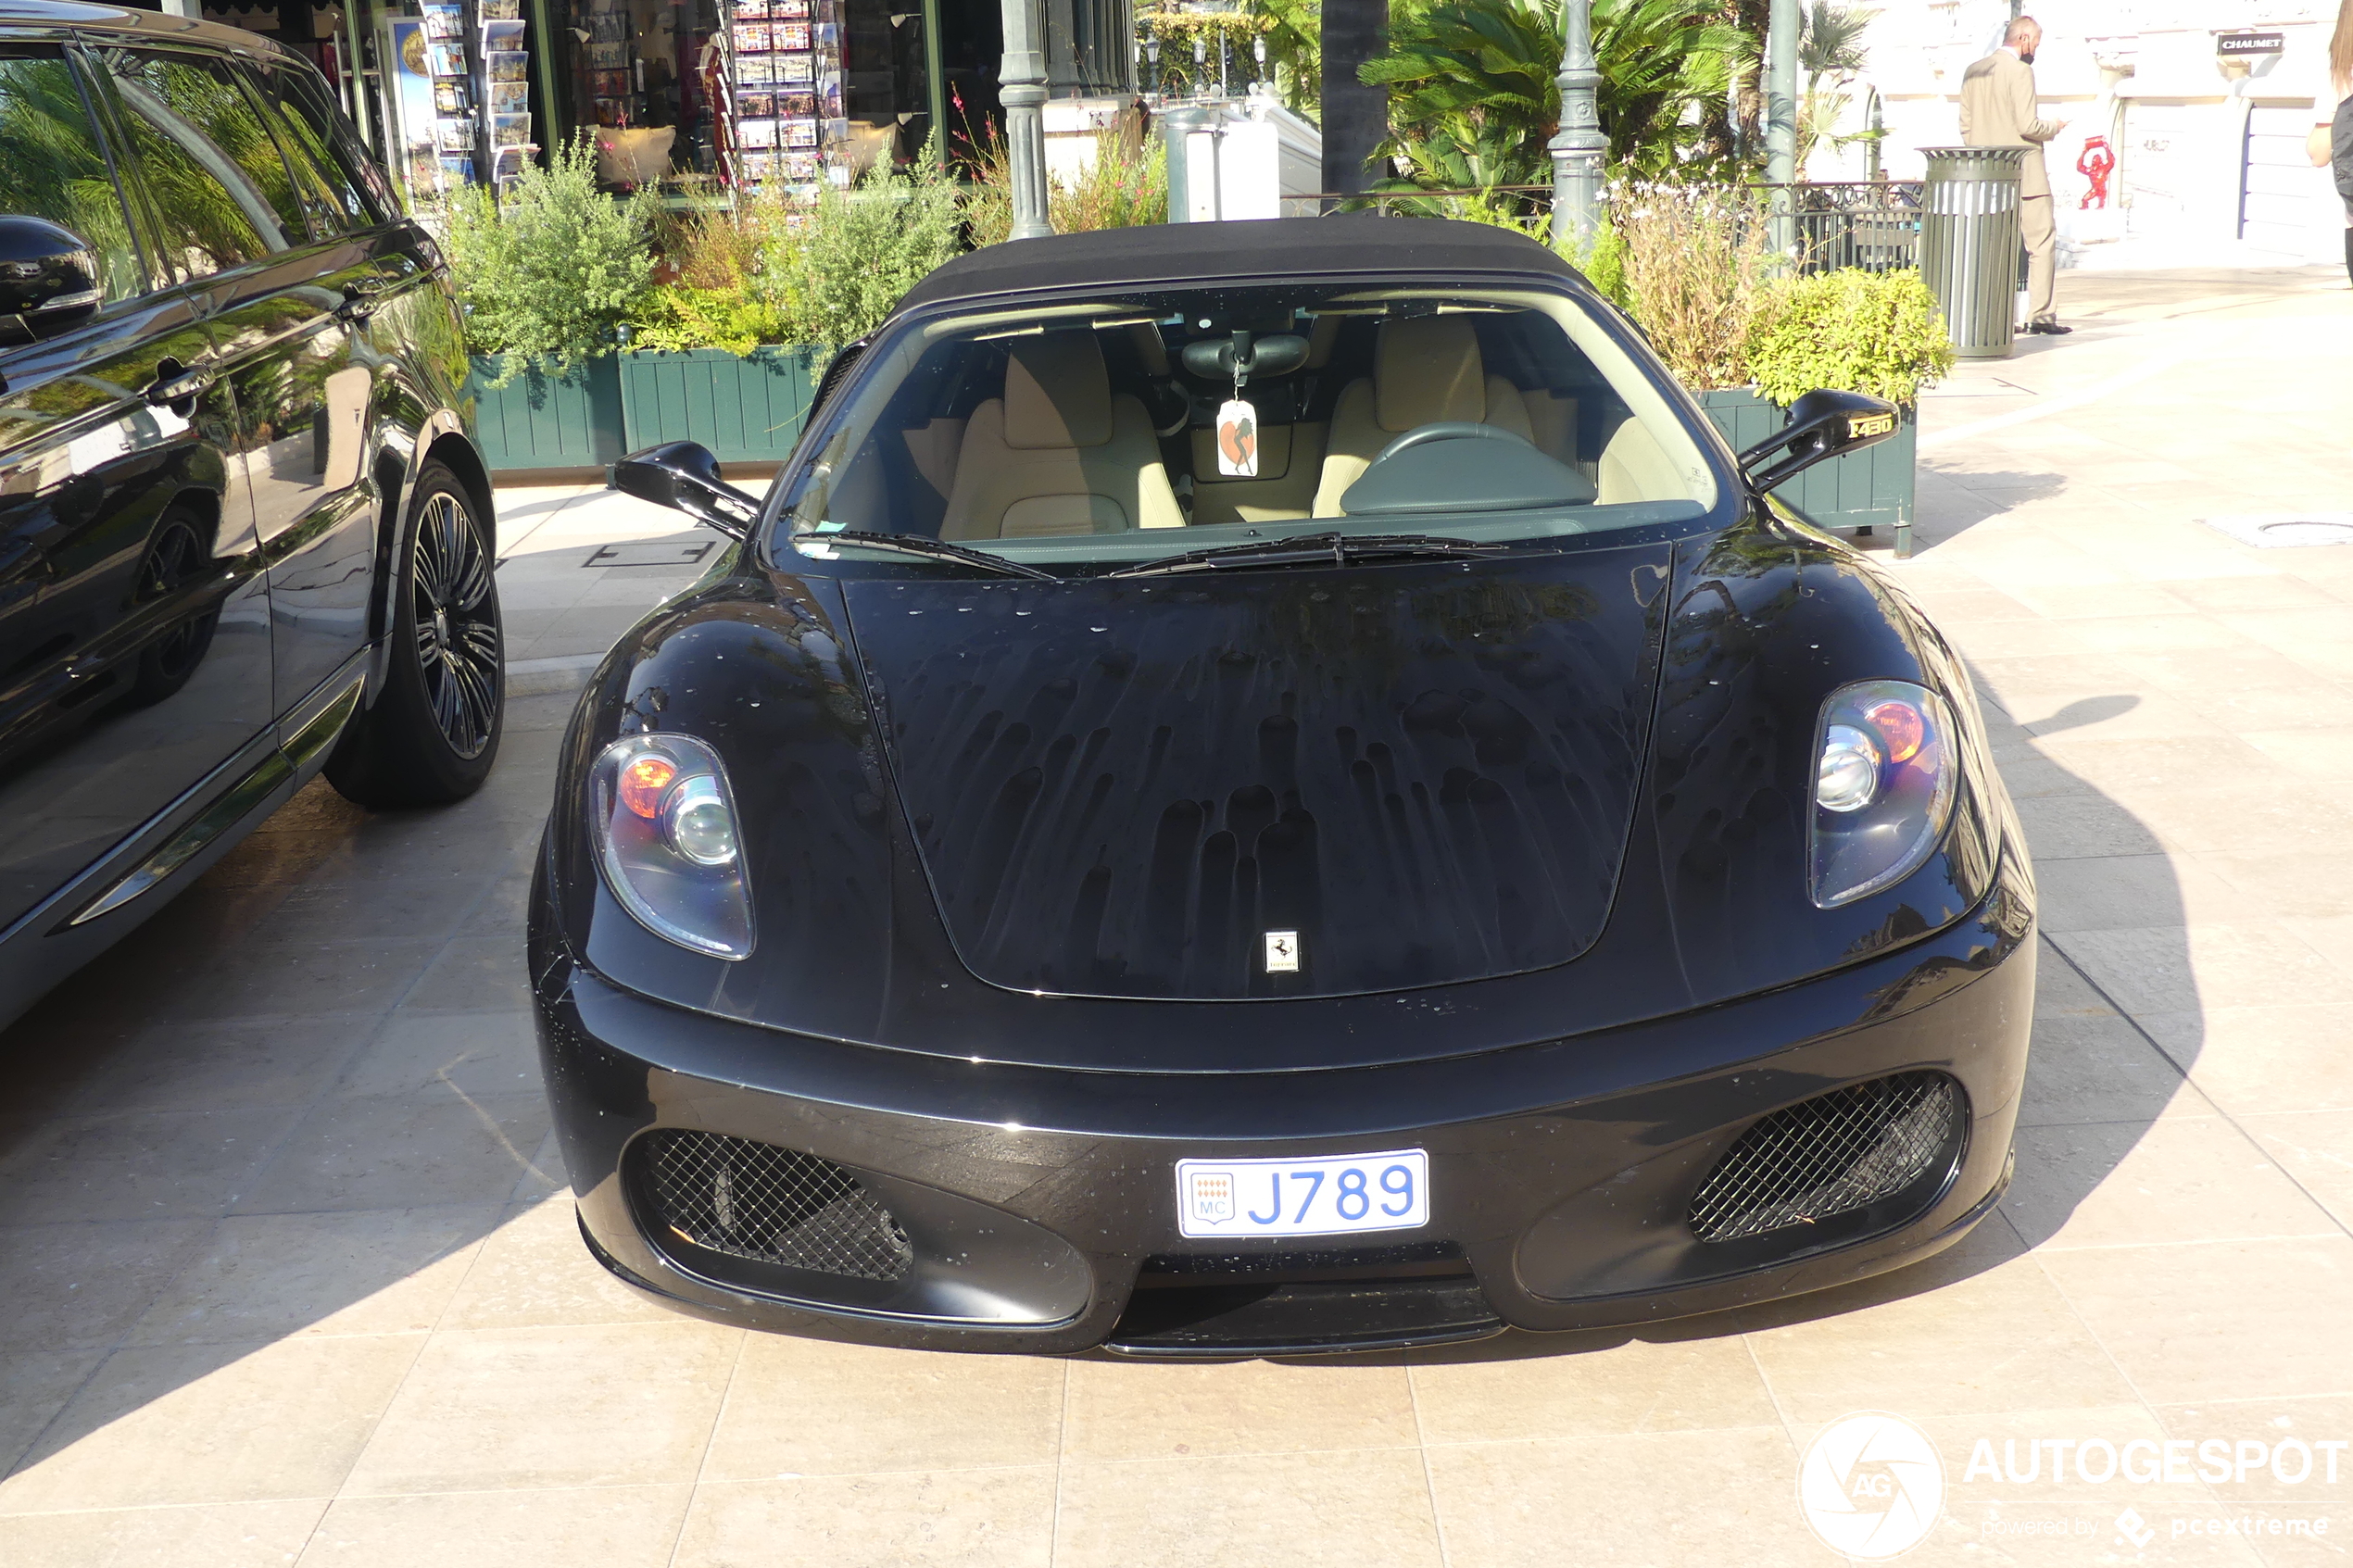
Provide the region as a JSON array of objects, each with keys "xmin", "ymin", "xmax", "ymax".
[{"xmin": 2310, "ymin": 0, "xmax": 2353, "ymax": 285}]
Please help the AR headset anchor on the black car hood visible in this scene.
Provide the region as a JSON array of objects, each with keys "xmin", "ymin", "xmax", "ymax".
[{"xmin": 839, "ymin": 546, "xmax": 1673, "ymax": 1002}]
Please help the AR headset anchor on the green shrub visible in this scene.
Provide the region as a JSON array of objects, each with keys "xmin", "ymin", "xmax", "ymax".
[
  {"xmin": 627, "ymin": 283, "xmax": 791, "ymax": 356},
  {"xmin": 441, "ymin": 138, "xmax": 657, "ymax": 383},
  {"xmin": 1567, "ymin": 218, "xmax": 1630, "ymax": 316},
  {"xmin": 765, "ymin": 141, "xmax": 965, "ymax": 347},
  {"xmin": 1744, "ymin": 267, "xmax": 1955, "ymax": 408}
]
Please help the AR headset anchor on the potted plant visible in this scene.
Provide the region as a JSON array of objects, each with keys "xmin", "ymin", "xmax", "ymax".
[
  {"xmin": 439, "ymin": 139, "xmax": 656, "ymax": 470},
  {"xmin": 1587, "ymin": 185, "xmax": 1951, "ymax": 557},
  {"xmin": 1730, "ymin": 266, "xmax": 1953, "ymax": 558},
  {"xmin": 620, "ymin": 145, "xmax": 963, "ymax": 462}
]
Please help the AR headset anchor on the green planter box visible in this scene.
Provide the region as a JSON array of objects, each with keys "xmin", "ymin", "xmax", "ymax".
[
  {"xmin": 466, "ymin": 355, "xmax": 626, "ymax": 471},
  {"xmin": 1698, "ymin": 386, "xmax": 1919, "ymax": 558},
  {"xmin": 618, "ymin": 346, "xmax": 822, "ymax": 464}
]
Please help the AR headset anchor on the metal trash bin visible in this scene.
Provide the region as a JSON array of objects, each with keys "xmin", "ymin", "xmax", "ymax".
[{"xmin": 1919, "ymin": 146, "xmax": 2025, "ymax": 360}]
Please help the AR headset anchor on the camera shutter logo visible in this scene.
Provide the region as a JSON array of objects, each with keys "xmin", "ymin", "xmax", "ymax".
[{"xmin": 1797, "ymin": 1411, "xmax": 1944, "ymax": 1559}]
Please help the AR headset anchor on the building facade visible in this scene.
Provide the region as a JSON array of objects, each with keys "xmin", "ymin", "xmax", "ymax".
[
  {"xmin": 1819, "ymin": 0, "xmax": 2347, "ymax": 266},
  {"xmin": 117, "ymin": 0, "xmax": 1132, "ymax": 205}
]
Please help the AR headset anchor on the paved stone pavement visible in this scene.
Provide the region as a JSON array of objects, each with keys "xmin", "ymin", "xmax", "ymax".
[{"xmin": 1, "ymin": 266, "xmax": 2349, "ymax": 1567}]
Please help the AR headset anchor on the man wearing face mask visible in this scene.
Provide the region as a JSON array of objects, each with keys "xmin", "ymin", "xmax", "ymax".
[{"xmin": 1962, "ymin": 17, "xmax": 2071, "ymax": 334}]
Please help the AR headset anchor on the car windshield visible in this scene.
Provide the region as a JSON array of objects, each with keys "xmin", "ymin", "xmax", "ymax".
[{"xmin": 773, "ymin": 281, "xmax": 1720, "ymax": 571}]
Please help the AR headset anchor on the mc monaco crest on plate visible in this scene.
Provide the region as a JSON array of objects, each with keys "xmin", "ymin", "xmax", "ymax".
[{"xmin": 1187, "ymin": 1170, "xmax": 1237, "ymax": 1225}]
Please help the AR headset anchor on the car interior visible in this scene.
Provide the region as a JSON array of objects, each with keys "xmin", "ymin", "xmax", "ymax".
[{"xmin": 791, "ymin": 295, "xmax": 1700, "ymax": 546}]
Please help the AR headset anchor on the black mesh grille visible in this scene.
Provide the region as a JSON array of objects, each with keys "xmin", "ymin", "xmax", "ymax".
[
  {"xmin": 1689, "ymin": 1072, "xmax": 1963, "ymax": 1244},
  {"xmin": 639, "ymin": 1130, "xmax": 912, "ymax": 1281}
]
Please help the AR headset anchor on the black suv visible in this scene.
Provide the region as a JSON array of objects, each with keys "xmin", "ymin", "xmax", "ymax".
[{"xmin": 0, "ymin": 3, "xmax": 500, "ymax": 1026}]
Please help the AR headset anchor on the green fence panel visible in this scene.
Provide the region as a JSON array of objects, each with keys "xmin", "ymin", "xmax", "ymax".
[
  {"xmin": 466, "ymin": 355, "xmax": 626, "ymax": 470},
  {"xmin": 617, "ymin": 347, "xmax": 823, "ymax": 464}
]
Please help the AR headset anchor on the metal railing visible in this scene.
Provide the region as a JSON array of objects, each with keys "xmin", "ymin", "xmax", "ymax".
[
  {"xmin": 1774, "ymin": 182, "xmax": 1926, "ymax": 275},
  {"xmin": 1300, "ymin": 179, "xmax": 1929, "ymax": 278}
]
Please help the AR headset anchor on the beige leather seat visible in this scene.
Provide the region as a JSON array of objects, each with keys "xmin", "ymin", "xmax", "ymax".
[
  {"xmin": 940, "ymin": 331, "xmax": 1183, "ymax": 540},
  {"xmin": 1311, "ymin": 315, "xmax": 1535, "ymax": 517}
]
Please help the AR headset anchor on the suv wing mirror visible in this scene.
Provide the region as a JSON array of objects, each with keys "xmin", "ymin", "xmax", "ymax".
[
  {"xmin": 0, "ymin": 217, "xmax": 104, "ymax": 347},
  {"xmin": 610, "ymin": 441, "xmax": 761, "ymax": 540},
  {"xmin": 1736, "ymin": 388, "xmax": 1900, "ymax": 495}
]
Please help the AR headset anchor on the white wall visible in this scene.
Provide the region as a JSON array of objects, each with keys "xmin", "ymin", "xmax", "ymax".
[{"xmin": 1817, "ymin": 0, "xmax": 2347, "ymax": 264}]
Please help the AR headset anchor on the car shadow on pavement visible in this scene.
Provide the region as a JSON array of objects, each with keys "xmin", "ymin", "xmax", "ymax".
[
  {"xmin": 0, "ymin": 700, "xmax": 573, "ymax": 1485},
  {"xmin": 1906, "ymin": 465, "xmax": 2067, "ymax": 555}
]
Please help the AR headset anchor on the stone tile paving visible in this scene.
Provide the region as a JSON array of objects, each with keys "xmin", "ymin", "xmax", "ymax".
[{"xmin": 0, "ymin": 266, "xmax": 2347, "ymax": 1566}]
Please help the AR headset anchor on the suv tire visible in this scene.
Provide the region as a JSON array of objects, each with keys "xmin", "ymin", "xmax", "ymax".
[{"xmin": 326, "ymin": 461, "xmax": 502, "ymax": 807}]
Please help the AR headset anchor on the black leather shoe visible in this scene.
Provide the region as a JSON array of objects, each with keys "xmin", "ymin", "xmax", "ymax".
[{"xmin": 2025, "ymin": 320, "xmax": 2073, "ymax": 335}]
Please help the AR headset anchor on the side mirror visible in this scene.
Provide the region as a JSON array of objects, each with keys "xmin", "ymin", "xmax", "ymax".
[
  {"xmin": 0, "ymin": 217, "xmax": 104, "ymax": 346},
  {"xmin": 1736, "ymin": 388, "xmax": 1900, "ymax": 495},
  {"xmin": 610, "ymin": 441, "xmax": 761, "ymax": 540}
]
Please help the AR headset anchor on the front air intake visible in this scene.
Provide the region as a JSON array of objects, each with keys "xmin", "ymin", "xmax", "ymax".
[
  {"xmin": 1688, "ymin": 1072, "xmax": 1966, "ymax": 1244},
  {"xmin": 637, "ymin": 1130, "xmax": 913, "ymax": 1282}
]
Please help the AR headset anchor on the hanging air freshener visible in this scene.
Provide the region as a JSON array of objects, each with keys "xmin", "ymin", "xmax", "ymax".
[{"xmin": 1216, "ymin": 397, "xmax": 1258, "ymax": 477}]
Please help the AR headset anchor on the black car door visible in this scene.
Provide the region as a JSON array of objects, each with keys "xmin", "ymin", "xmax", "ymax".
[
  {"xmin": 91, "ymin": 43, "xmax": 382, "ymax": 716},
  {"xmin": 0, "ymin": 39, "xmax": 274, "ymax": 934}
]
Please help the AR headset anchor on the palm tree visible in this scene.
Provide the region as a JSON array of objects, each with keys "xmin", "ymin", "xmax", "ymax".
[
  {"xmin": 1364, "ymin": 0, "xmax": 1746, "ymax": 204},
  {"xmin": 1795, "ymin": 1, "xmax": 1876, "ymax": 174},
  {"xmin": 0, "ymin": 57, "xmax": 143, "ymax": 295}
]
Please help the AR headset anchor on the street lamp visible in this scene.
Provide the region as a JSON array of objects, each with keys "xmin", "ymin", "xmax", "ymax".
[
  {"xmin": 1252, "ymin": 34, "xmax": 1265, "ymax": 94},
  {"xmin": 1147, "ymin": 33, "xmax": 1159, "ymax": 99},
  {"xmin": 1000, "ymin": 0, "xmax": 1051, "ymax": 239},
  {"xmin": 1765, "ymin": 0, "xmax": 1797, "ymax": 257},
  {"xmin": 1193, "ymin": 32, "xmax": 1205, "ymax": 98},
  {"xmin": 1548, "ymin": 0, "xmax": 1605, "ymax": 253}
]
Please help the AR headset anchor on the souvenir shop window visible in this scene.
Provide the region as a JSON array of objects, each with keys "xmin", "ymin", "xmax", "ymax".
[
  {"xmin": 717, "ymin": 0, "xmax": 934, "ymax": 194},
  {"xmin": 552, "ymin": 0, "xmax": 727, "ymax": 189}
]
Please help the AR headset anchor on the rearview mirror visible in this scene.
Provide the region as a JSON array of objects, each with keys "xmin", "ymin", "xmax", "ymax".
[
  {"xmin": 610, "ymin": 441, "xmax": 761, "ymax": 540},
  {"xmin": 1736, "ymin": 388, "xmax": 1900, "ymax": 495},
  {"xmin": 1179, "ymin": 332, "xmax": 1309, "ymax": 383},
  {"xmin": 0, "ymin": 217, "xmax": 104, "ymax": 346}
]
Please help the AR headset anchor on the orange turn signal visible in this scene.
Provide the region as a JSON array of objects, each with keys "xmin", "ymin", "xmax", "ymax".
[
  {"xmin": 1863, "ymin": 699, "xmax": 1925, "ymax": 764},
  {"xmin": 618, "ymin": 753, "xmax": 677, "ymax": 819}
]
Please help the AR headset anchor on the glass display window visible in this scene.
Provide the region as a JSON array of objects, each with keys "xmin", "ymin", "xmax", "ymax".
[{"xmin": 547, "ymin": 0, "xmax": 727, "ymax": 189}]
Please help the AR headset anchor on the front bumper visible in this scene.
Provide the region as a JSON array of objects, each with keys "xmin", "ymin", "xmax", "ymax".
[{"xmin": 531, "ymin": 862, "xmax": 2033, "ymax": 1357}]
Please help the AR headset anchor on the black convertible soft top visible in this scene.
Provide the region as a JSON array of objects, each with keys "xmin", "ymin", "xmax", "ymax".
[{"xmin": 894, "ymin": 214, "xmax": 1579, "ymax": 317}]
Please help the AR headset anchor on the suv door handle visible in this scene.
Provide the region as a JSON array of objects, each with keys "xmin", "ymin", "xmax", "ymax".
[
  {"xmin": 337, "ymin": 277, "xmax": 389, "ymax": 322},
  {"xmin": 144, "ymin": 356, "xmax": 218, "ymax": 410}
]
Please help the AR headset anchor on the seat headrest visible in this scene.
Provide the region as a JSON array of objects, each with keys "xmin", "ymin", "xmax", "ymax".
[
  {"xmin": 1376, "ymin": 315, "xmax": 1484, "ymax": 432},
  {"xmin": 1004, "ymin": 330, "xmax": 1113, "ymax": 449}
]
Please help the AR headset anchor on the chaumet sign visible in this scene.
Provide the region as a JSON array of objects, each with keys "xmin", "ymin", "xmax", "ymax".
[{"xmin": 2216, "ymin": 31, "xmax": 2285, "ymax": 56}]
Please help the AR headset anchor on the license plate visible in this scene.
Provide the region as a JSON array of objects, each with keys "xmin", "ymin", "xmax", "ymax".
[{"xmin": 1175, "ymin": 1149, "xmax": 1429, "ymax": 1239}]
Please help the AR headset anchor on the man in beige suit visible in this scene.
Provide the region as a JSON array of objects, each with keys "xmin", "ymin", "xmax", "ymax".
[{"xmin": 1960, "ymin": 17, "xmax": 2071, "ymax": 333}]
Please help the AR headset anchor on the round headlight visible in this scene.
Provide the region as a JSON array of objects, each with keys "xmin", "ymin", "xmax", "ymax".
[
  {"xmin": 663, "ymin": 773, "xmax": 738, "ymax": 866},
  {"xmin": 1816, "ymin": 723, "xmax": 1881, "ymax": 814}
]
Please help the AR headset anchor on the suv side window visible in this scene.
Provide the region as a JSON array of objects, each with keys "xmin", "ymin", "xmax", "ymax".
[
  {"xmin": 247, "ymin": 62, "xmax": 385, "ymax": 232},
  {"xmin": 96, "ymin": 47, "xmax": 307, "ymax": 279},
  {"xmin": 0, "ymin": 49, "xmax": 145, "ymax": 307}
]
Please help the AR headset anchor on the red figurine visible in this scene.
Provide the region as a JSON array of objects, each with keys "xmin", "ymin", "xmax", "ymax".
[{"xmin": 2077, "ymin": 135, "xmax": 2114, "ymax": 208}]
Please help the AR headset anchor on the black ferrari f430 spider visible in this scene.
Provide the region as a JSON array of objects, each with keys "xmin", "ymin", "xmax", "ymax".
[{"xmin": 528, "ymin": 217, "xmax": 2032, "ymax": 1357}]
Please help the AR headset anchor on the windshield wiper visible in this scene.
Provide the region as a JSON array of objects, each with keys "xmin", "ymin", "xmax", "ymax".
[
  {"xmin": 796, "ymin": 529, "xmax": 1060, "ymax": 581},
  {"xmin": 1101, "ymin": 531, "xmax": 1511, "ymax": 580}
]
